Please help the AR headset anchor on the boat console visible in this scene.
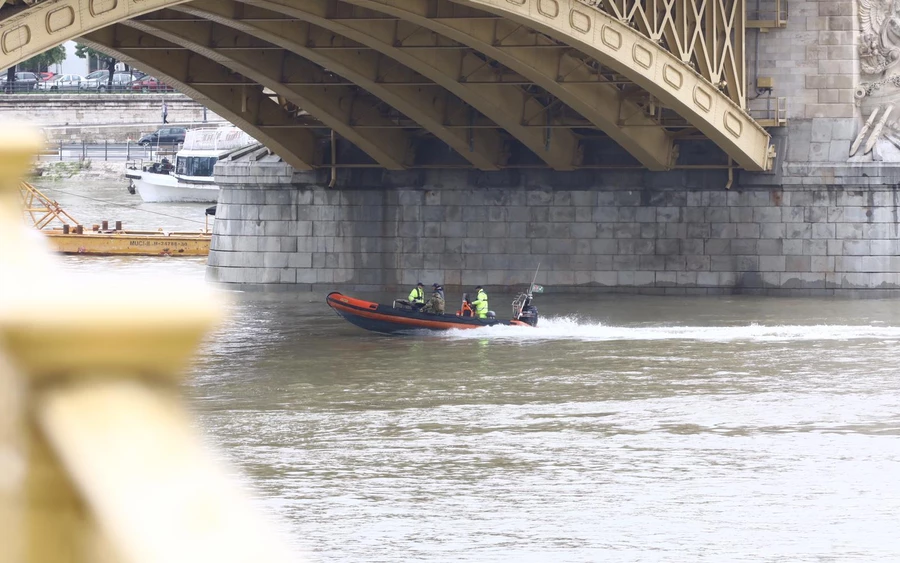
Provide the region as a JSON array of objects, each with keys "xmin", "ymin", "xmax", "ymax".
[
  {"xmin": 392, "ymin": 298, "xmax": 417, "ymax": 312},
  {"xmin": 512, "ymin": 293, "xmax": 539, "ymax": 327}
]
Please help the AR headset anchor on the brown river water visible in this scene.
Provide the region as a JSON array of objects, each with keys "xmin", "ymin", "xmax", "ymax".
[{"xmin": 38, "ymin": 179, "xmax": 900, "ymax": 562}]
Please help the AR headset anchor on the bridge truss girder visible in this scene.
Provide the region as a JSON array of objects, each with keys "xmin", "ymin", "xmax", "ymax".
[
  {"xmin": 81, "ymin": 24, "xmax": 318, "ymax": 170},
  {"xmin": 339, "ymin": 0, "xmax": 676, "ymax": 170},
  {"xmin": 0, "ymin": 0, "xmax": 772, "ymax": 171},
  {"xmin": 123, "ymin": 18, "xmax": 416, "ymax": 170},
  {"xmin": 452, "ymin": 0, "xmax": 770, "ymax": 170},
  {"xmin": 155, "ymin": 1, "xmax": 508, "ymax": 170},
  {"xmin": 235, "ymin": 0, "xmax": 582, "ymax": 170}
]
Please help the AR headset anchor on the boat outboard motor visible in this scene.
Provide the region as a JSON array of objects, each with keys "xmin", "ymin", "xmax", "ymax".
[
  {"xmin": 512, "ymin": 292, "xmax": 539, "ymax": 327},
  {"xmin": 518, "ymin": 304, "xmax": 539, "ymax": 327}
]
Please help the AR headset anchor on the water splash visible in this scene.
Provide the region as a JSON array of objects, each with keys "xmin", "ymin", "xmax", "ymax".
[{"xmin": 441, "ymin": 316, "xmax": 900, "ymax": 342}]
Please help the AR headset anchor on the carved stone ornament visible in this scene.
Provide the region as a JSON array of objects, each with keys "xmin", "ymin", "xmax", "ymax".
[
  {"xmin": 850, "ymin": 0, "xmax": 900, "ymax": 160},
  {"xmin": 859, "ymin": 0, "xmax": 900, "ymax": 76}
]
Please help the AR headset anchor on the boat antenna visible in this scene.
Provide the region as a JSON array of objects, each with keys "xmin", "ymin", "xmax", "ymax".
[{"xmin": 528, "ymin": 262, "xmax": 540, "ymax": 298}]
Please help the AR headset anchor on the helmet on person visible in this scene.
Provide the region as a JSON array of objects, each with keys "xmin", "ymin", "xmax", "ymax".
[
  {"xmin": 433, "ymin": 283, "xmax": 443, "ymax": 291},
  {"xmin": 475, "ymin": 285, "xmax": 483, "ymax": 290},
  {"xmin": 417, "ymin": 281, "xmax": 424, "ymax": 287}
]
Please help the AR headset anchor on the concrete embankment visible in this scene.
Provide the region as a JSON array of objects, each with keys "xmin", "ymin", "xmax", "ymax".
[
  {"xmin": 1, "ymin": 93, "xmax": 223, "ymax": 142},
  {"xmin": 32, "ymin": 160, "xmax": 126, "ymax": 181}
]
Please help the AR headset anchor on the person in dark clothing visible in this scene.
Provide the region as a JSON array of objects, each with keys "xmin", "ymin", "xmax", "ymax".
[
  {"xmin": 422, "ymin": 283, "xmax": 445, "ymax": 314},
  {"xmin": 105, "ymin": 58, "xmax": 115, "ymax": 92}
]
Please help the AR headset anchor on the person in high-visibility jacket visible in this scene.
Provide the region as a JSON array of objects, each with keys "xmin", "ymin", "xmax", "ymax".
[
  {"xmin": 471, "ymin": 286, "xmax": 489, "ymax": 319},
  {"xmin": 408, "ymin": 282, "xmax": 425, "ymax": 309}
]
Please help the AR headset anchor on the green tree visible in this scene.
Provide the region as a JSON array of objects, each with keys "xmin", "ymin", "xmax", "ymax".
[
  {"xmin": 75, "ymin": 42, "xmax": 116, "ymax": 89},
  {"xmin": 74, "ymin": 43, "xmax": 106, "ymax": 61},
  {"xmin": 20, "ymin": 45, "xmax": 66, "ymax": 73}
]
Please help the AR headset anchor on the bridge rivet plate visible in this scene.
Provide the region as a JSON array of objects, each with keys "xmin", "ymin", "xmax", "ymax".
[
  {"xmin": 724, "ymin": 112, "xmax": 744, "ymax": 138},
  {"xmin": 538, "ymin": 0, "xmax": 560, "ymax": 18},
  {"xmin": 46, "ymin": 6, "xmax": 75, "ymax": 33},
  {"xmin": 663, "ymin": 64, "xmax": 683, "ymax": 90},
  {"xmin": 600, "ymin": 25, "xmax": 622, "ymax": 50},
  {"xmin": 569, "ymin": 9, "xmax": 592, "ymax": 33},
  {"xmin": 693, "ymin": 85, "xmax": 712, "ymax": 113},
  {"xmin": 1, "ymin": 26, "xmax": 30, "ymax": 54},
  {"xmin": 632, "ymin": 44, "xmax": 652, "ymax": 69},
  {"xmin": 89, "ymin": 0, "xmax": 118, "ymax": 17}
]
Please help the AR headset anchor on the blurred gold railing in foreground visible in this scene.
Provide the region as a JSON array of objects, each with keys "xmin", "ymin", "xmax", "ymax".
[{"xmin": 0, "ymin": 125, "xmax": 296, "ymax": 562}]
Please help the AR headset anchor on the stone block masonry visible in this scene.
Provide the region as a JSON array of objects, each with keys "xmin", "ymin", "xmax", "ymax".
[
  {"xmin": 747, "ymin": 0, "xmax": 860, "ymax": 169},
  {"xmin": 208, "ymin": 162, "xmax": 900, "ymax": 296}
]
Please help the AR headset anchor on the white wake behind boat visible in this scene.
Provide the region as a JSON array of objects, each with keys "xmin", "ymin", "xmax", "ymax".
[{"xmin": 129, "ymin": 126, "xmax": 261, "ymax": 203}]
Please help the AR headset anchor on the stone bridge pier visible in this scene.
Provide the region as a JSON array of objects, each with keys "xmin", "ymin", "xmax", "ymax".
[{"xmin": 207, "ymin": 158, "xmax": 900, "ymax": 296}]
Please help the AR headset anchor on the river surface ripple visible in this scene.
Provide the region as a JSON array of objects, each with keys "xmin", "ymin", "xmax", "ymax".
[
  {"xmin": 188, "ymin": 291, "xmax": 900, "ymax": 563},
  {"xmin": 41, "ymin": 180, "xmax": 900, "ymax": 562}
]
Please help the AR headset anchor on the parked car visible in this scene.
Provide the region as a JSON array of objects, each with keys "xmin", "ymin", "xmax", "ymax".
[
  {"xmin": 39, "ymin": 71, "xmax": 55, "ymax": 81},
  {"xmin": 130, "ymin": 75, "xmax": 174, "ymax": 93},
  {"xmin": 138, "ymin": 127, "xmax": 187, "ymax": 146},
  {"xmin": 36, "ymin": 73, "xmax": 83, "ymax": 91},
  {"xmin": 98, "ymin": 71, "xmax": 143, "ymax": 92},
  {"xmin": 0, "ymin": 71, "xmax": 40, "ymax": 92},
  {"xmin": 79, "ymin": 69, "xmax": 109, "ymax": 90},
  {"xmin": 81, "ymin": 69, "xmax": 147, "ymax": 90}
]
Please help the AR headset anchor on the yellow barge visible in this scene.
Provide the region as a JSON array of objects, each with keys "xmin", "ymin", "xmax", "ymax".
[
  {"xmin": 21, "ymin": 181, "xmax": 211, "ymax": 257},
  {"xmin": 41, "ymin": 227, "xmax": 210, "ymax": 256}
]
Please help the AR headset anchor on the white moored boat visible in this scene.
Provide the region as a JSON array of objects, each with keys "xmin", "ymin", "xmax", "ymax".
[{"xmin": 130, "ymin": 126, "xmax": 261, "ymax": 203}]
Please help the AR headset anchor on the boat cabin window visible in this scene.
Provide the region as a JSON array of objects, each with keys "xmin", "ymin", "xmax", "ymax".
[{"xmin": 175, "ymin": 156, "xmax": 218, "ymax": 177}]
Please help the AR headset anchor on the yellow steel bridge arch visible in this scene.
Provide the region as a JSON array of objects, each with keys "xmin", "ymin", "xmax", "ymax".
[{"xmin": 0, "ymin": 0, "xmax": 773, "ymax": 172}]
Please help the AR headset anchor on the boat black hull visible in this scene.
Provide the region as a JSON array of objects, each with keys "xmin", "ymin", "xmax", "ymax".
[{"xmin": 326, "ymin": 292, "xmax": 532, "ymax": 334}]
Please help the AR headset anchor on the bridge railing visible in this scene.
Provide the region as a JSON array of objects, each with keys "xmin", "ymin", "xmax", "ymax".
[
  {"xmin": 749, "ymin": 96, "xmax": 789, "ymax": 128},
  {"xmin": 747, "ymin": 0, "xmax": 789, "ymax": 29},
  {"xmin": 38, "ymin": 140, "xmax": 174, "ymax": 162},
  {"xmin": 2, "ymin": 87, "xmax": 184, "ymax": 95},
  {"xmin": 0, "ymin": 124, "xmax": 297, "ymax": 562}
]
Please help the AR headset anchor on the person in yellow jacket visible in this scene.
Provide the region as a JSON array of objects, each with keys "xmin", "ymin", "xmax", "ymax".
[
  {"xmin": 408, "ymin": 282, "xmax": 425, "ymax": 309},
  {"xmin": 471, "ymin": 286, "xmax": 489, "ymax": 319}
]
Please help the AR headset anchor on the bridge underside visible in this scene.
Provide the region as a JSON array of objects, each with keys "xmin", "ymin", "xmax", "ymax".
[{"xmin": 0, "ymin": 0, "xmax": 772, "ymax": 172}]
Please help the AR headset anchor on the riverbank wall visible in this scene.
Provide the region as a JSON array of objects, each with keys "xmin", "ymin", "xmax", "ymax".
[
  {"xmin": 207, "ymin": 160, "xmax": 900, "ymax": 296},
  {"xmin": 0, "ymin": 93, "xmax": 224, "ymax": 142},
  {"xmin": 31, "ymin": 160, "xmax": 126, "ymax": 181}
]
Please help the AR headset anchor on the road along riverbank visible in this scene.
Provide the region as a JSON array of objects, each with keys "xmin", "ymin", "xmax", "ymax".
[{"xmin": 1, "ymin": 93, "xmax": 223, "ymax": 142}]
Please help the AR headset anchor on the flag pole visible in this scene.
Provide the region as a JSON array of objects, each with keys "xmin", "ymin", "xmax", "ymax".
[{"xmin": 516, "ymin": 263, "xmax": 541, "ymax": 320}]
